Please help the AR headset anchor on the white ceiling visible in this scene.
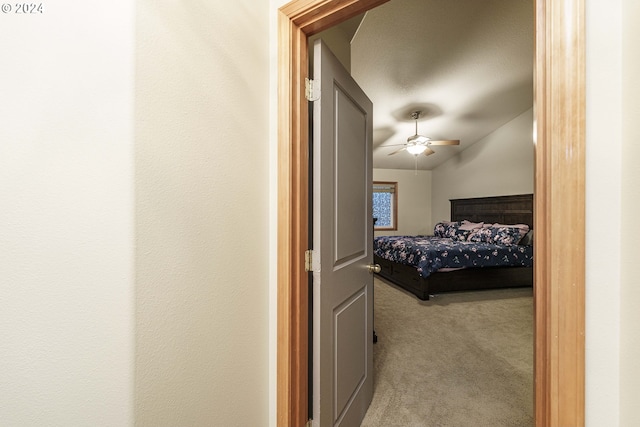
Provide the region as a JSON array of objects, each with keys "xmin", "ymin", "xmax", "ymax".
[{"xmin": 346, "ymin": 0, "xmax": 533, "ymax": 170}]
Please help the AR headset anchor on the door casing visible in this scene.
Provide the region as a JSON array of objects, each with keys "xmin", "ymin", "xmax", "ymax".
[{"xmin": 277, "ymin": 1, "xmax": 585, "ymax": 426}]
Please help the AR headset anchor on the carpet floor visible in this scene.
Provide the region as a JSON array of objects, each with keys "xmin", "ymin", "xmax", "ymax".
[{"xmin": 361, "ymin": 278, "xmax": 534, "ymax": 427}]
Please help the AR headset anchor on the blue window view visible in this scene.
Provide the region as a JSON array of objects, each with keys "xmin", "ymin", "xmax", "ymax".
[{"xmin": 373, "ymin": 192, "xmax": 392, "ymax": 227}]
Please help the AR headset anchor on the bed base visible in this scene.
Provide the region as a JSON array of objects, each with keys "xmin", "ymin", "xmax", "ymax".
[{"xmin": 374, "ymin": 254, "xmax": 533, "ymax": 301}]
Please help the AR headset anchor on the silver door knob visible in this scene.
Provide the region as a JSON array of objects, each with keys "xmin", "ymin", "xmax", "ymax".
[{"xmin": 367, "ymin": 264, "xmax": 381, "ymax": 274}]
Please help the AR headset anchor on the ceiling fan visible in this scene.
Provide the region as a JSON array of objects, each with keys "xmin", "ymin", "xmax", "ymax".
[{"xmin": 384, "ymin": 111, "xmax": 460, "ymax": 156}]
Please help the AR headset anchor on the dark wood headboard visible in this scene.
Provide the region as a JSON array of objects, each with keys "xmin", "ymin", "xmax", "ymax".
[{"xmin": 450, "ymin": 194, "xmax": 533, "ymax": 228}]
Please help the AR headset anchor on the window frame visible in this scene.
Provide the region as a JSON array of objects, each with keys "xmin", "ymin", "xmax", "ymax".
[{"xmin": 372, "ymin": 181, "xmax": 398, "ymax": 231}]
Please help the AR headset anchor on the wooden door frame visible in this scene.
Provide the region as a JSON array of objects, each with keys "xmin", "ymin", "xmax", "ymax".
[{"xmin": 277, "ymin": 1, "xmax": 585, "ymax": 426}]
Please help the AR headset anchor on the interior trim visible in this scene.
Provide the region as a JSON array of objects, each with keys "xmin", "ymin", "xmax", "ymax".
[
  {"xmin": 534, "ymin": 0, "xmax": 585, "ymax": 425},
  {"xmin": 277, "ymin": 0, "xmax": 586, "ymax": 426}
]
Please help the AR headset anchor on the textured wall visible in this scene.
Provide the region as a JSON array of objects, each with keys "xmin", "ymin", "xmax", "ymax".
[
  {"xmin": 585, "ymin": 1, "xmax": 623, "ymax": 425},
  {"xmin": 430, "ymin": 108, "xmax": 534, "ymax": 228},
  {"xmin": 135, "ymin": 1, "xmax": 270, "ymax": 426},
  {"xmin": 0, "ymin": 0, "xmax": 135, "ymax": 425},
  {"xmin": 620, "ymin": 2, "xmax": 640, "ymax": 425},
  {"xmin": 309, "ymin": 25, "xmax": 353, "ymax": 72}
]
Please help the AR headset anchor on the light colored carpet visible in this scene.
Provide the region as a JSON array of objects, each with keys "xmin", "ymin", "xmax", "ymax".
[{"xmin": 361, "ymin": 278, "xmax": 533, "ymax": 427}]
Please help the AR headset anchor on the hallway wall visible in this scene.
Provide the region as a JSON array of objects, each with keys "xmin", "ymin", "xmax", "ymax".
[{"xmin": 0, "ymin": 1, "xmax": 135, "ymax": 424}]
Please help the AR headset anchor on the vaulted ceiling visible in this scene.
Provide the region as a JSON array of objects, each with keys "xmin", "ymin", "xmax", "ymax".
[{"xmin": 345, "ymin": 0, "xmax": 533, "ymax": 170}]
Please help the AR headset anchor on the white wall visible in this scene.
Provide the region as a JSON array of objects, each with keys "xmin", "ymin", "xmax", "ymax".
[
  {"xmin": 309, "ymin": 26, "xmax": 353, "ymax": 72},
  {"xmin": 1, "ymin": 1, "xmax": 271, "ymax": 426},
  {"xmin": 0, "ymin": 1, "xmax": 135, "ymax": 425},
  {"xmin": 373, "ymin": 169, "xmax": 432, "ymax": 236},
  {"xmin": 620, "ymin": 2, "xmax": 640, "ymax": 425},
  {"xmin": 135, "ymin": 1, "xmax": 270, "ymax": 426},
  {"xmin": 582, "ymin": 0, "xmax": 640, "ymax": 424},
  {"xmin": 585, "ymin": 1, "xmax": 623, "ymax": 425},
  {"xmin": 431, "ymin": 108, "xmax": 534, "ymax": 226}
]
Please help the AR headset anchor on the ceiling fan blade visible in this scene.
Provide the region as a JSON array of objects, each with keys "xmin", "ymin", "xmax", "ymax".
[
  {"xmin": 423, "ymin": 147, "xmax": 435, "ymax": 156},
  {"xmin": 387, "ymin": 146, "xmax": 407, "ymax": 156},
  {"xmin": 428, "ymin": 139, "xmax": 460, "ymax": 146},
  {"xmin": 379, "ymin": 143, "xmax": 408, "ymax": 147}
]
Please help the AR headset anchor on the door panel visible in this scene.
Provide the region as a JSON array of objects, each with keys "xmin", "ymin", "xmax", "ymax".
[
  {"xmin": 312, "ymin": 39, "xmax": 374, "ymax": 427},
  {"xmin": 335, "ymin": 89, "xmax": 368, "ymax": 265},
  {"xmin": 334, "ymin": 290, "xmax": 367, "ymax": 421}
]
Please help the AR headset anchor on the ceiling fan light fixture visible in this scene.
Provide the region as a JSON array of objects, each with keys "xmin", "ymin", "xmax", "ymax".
[
  {"xmin": 406, "ymin": 144, "xmax": 427, "ymax": 155},
  {"xmin": 407, "ymin": 134, "xmax": 429, "ymax": 145},
  {"xmin": 381, "ymin": 110, "xmax": 458, "ymax": 158}
]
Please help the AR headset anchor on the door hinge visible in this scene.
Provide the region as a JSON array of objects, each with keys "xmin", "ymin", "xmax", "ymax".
[
  {"xmin": 305, "ymin": 249, "xmax": 319, "ymax": 272},
  {"xmin": 305, "ymin": 78, "xmax": 320, "ymax": 102},
  {"xmin": 305, "ymin": 249, "xmax": 313, "ymax": 272},
  {"xmin": 306, "ymin": 419, "xmax": 313, "ymax": 427}
]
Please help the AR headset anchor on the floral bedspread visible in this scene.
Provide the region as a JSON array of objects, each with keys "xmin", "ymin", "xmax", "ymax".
[{"xmin": 374, "ymin": 235, "xmax": 533, "ymax": 279}]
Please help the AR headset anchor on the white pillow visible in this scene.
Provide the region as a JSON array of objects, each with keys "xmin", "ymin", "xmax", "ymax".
[{"xmin": 459, "ymin": 220, "xmax": 484, "ymax": 231}]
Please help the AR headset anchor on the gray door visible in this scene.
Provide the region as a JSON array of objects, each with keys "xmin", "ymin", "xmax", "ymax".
[{"xmin": 311, "ymin": 39, "xmax": 374, "ymax": 427}]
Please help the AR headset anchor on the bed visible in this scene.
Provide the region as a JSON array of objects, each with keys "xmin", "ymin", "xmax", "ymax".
[{"xmin": 373, "ymin": 194, "xmax": 534, "ymax": 300}]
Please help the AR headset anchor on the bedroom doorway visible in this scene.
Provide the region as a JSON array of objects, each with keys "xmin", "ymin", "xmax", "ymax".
[{"xmin": 276, "ymin": 1, "xmax": 585, "ymax": 426}]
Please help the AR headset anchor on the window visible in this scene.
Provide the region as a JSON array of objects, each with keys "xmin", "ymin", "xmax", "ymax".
[{"xmin": 372, "ymin": 181, "xmax": 397, "ymax": 230}]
